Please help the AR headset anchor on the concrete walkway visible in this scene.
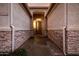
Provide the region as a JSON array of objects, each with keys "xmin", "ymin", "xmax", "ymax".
[{"xmin": 20, "ymin": 34, "xmax": 64, "ymax": 56}]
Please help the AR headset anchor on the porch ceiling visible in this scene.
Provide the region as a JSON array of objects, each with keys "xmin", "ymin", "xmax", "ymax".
[{"xmin": 27, "ymin": 3, "xmax": 50, "ymax": 9}]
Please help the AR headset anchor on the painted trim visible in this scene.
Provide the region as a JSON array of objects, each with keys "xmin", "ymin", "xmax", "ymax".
[
  {"xmin": 0, "ymin": 14, "xmax": 8, "ymax": 16},
  {"xmin": 11, "ymin": 3, "xmax": 15, "ymax": 52},
  {"xmin": 63, "ymin": 27, "xmax": 66, "ymax": 55},
  {"xmin": 10, "ymin": 25, "xmax": 15, "ymax": 52},
  {"xmin": 63, "ymin": 3, "xmax": 68, "ymax": 56},
  {"xmin": 47, "ymin": 28, "xmax": 63, "ymax": 30},
  {"xmin": 63, "ymin": 4, "xmax": 66, "ymax": 56},
  {"xmin": 67, "ymin": 26, "xmax": 79, "ymax": 30},
  {"xmin": 13, "ymin": 27, "xmax": 32, "ymax": 30},
  {"xmin": 0, "ymin": 27, "xmax": 11, "ymax": 31}
]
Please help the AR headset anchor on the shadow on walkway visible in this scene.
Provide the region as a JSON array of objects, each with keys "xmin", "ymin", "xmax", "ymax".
[{"xmin": 20, "ymin": 34, "xmax": 64, "ymax": 56}]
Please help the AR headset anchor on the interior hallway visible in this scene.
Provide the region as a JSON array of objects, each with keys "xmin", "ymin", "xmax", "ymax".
[
  {"xmin": 0, "ymin": 3, "xmax": 79, "ymax": 56},
  {"xmin": 20, "ymin": 34, "xmax": 64, "ymax": 56}
]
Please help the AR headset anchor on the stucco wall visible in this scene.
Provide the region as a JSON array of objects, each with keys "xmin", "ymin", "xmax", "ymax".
[
  {"xmin": 13, "ymin": 4, "xmax": 31, "ymax": 30},
  {"xmin": 0, "ymin": 3, "xmax": 10, "ymax": 30},
  {"xmin": 47, "ymin": 4, "xmax": 65, "ymax": 30},
  {"xmin": 67, "ymin": 4, "xmax": 79, "ymax": 30}
]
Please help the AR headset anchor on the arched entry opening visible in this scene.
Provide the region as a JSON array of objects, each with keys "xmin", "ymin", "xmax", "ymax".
[{"xmin": 32, "ymin": 12, "xmax": 44, "ymax": 35}]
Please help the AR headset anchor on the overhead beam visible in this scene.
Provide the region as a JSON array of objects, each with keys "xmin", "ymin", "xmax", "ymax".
[
  {"xmin": 29, "ymin": 7, "xmax": 48, "ymax": 9},
  {"xmin": 45, "ymin": 3, "xmax": 58, "ymax": 18},
  {"xmin": 19, "ymin": 3, "xmax": 32, "ymax": 18}
]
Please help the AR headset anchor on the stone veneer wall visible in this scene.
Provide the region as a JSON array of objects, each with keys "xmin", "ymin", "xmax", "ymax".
[
  {"xmin": 0, "ymin": 30, "xmax": 32, "ymax": 53},
  {"xmin": 48, "ymin": 30, "xmax": 63, "ymax": 50},
  {"xmin": 0, "ymin": 31, "xmax": 11, "ymax": 53},
  {"xmin": 66, "ymin": 30, "xmax": 79, "ymax": 54},
  {"xmin": 14, "ymin": 30, "xmax": 32, "ymax": 49}
]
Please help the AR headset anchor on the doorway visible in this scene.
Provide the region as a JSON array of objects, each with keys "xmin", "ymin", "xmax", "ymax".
[
  {"xmin": 33, "ymin": 13, "xmax": 44, "ymax": 35},
  {"xmin": 33, "ymin": 18, "xmax": 42, "ymax": 34}
]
